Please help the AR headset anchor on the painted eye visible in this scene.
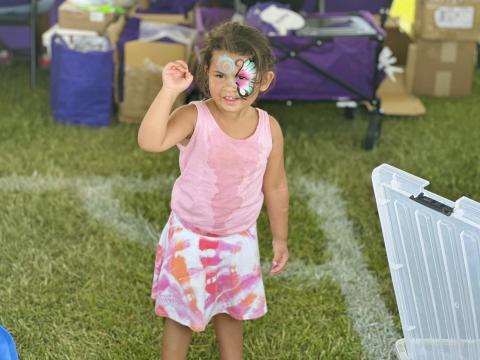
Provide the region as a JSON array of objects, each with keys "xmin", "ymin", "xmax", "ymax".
[{"xmin": 238, "ymin": 75, "xmax": 247, "ymax": 80}]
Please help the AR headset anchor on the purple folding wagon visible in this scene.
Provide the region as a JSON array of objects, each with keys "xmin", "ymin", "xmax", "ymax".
[{"xmin": 193, "ymin": 2, "xmax": 392, "ymax": 149}]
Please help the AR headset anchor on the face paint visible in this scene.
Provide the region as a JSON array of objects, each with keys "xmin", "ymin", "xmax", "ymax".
[
  {"xmin": 235, "ymin": 59, "xmax": 257, "ymax": 98},
  {"xmin": 216, "ymin": 55, "xmax": 236, "ymax": 76},
  {"xmin": 215, "ymin": 54, "xmax": 257, "ymax": 98}
]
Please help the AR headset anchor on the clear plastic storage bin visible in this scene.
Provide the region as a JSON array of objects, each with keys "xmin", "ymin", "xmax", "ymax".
[{"xmin": 372, "ymin": 164, "xmax": 480, "ymax": 360}]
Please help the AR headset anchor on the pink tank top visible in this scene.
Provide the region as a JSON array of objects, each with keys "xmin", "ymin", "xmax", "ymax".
[{"xmin": 171, "ymin": 100, "xmax": 273, "ymax": 236}]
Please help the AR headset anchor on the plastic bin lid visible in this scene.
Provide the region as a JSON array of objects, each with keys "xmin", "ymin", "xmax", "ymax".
[
  {"xmin": 0, "ymin": 326, "xmax": 19, "ymax": 360},
  {"xmin": 372, "ymin": 164, "xmax": 480, "ymax": 360}
]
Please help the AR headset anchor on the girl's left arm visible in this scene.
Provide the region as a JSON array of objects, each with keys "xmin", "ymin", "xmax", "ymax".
[{"xmin": 263, "ymin": 116, "xmax": 289, "ymax": 276}]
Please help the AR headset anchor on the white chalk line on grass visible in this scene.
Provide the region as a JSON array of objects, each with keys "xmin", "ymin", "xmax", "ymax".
[
  {"xmin": 1, "ymin": 175, "xmax": 399, "ymax": 359},
  {"xmin": 0, "ymin": 174, "xmax": 175, "ymax": 192},
  {"xmin": 78, "ymin": 184, "xmax": 159, "ymax": 246},
  {"xmin": 298, "ymin": 178, "xmax": 399, "ymax": 359}
]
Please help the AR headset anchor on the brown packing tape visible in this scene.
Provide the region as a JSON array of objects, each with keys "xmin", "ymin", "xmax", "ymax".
[
  {"xmin": 434, "ymin": 71, "xmax": 452, "ymax": 96},
  {"xmin": 405, "ymin": 43, "xmax": 417, "ymax": 94}
]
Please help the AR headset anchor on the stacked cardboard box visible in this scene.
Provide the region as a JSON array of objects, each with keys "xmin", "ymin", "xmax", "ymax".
[
  {"xmin": 107, "ymin": 0, "xmax": 194, "ymax": 123},
  {"xmin": 369, "ymin": 18, "xmax": 425, "ymax": 116},
  {"xmin": 58, "ymin": 1, "xmax": 122, "ymax": 34},
  {"xmin": 391, "ymin": 0, "xmax": 479, "ymax": 97}
]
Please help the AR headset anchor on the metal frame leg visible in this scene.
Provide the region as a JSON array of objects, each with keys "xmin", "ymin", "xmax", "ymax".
[{"xmin": 30, "ymin": 0, "xmax": 37, "ymax": 89}]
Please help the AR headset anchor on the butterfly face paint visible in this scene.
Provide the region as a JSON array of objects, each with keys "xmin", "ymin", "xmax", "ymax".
[
  {"xmin": 215, "ymin": 55, "xmax": 257, "ymax": 98},
  {"xmin": 235, "ymin": 59, "xmax": 257, "ymax": 98}
]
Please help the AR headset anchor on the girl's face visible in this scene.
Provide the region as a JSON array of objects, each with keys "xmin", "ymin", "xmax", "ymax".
[{"xmin": 207, "ymin": 51, "xmax": 273, "ymax": 112}]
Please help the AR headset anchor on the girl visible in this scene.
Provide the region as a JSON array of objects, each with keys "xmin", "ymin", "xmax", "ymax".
[{"xmin": 138, "ymin": 22, "xmax": 289, "ymax": 360}]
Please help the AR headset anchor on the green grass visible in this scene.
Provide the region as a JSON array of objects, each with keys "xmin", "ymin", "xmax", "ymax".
[{"xmin": 1, "ymin": 62, "xmax": 479, "ymax": 359}]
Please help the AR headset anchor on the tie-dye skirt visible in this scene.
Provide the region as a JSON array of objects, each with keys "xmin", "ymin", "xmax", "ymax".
[{"xmin": 151, "ymin": 212, "xmax": 267, "ymax": 332}]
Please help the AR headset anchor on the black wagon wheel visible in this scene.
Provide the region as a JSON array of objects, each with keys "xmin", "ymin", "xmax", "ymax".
[
  {"xmin": 343, "ymin": 107, "xmax": 355, "ymax": 120},
  {"xmin": 363, "ymin": 111, "xmax": 383, "ymax": 150}
]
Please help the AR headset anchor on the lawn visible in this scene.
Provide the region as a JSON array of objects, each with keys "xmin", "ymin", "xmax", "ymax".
[{"xmin": 1, "ymin": 63, "xmax": 479, "ymax": 359}]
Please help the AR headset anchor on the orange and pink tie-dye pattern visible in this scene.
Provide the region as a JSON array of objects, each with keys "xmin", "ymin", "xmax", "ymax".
[{"xmin": 151, "ymin": 212, "xmax": 267, "ymax": 332}]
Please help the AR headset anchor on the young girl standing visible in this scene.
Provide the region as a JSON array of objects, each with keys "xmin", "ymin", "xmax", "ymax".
[{"xmin": 138, "ymin": 22, "xmax": 289, "ymax": 360}]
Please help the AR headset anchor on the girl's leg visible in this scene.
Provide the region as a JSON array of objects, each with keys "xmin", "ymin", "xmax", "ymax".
[
  {"xmin": 161, "ymin": 318, "xmax": 193, "ymax": 360},
  {"xmin": 213, "ymin": 314, "xmax": 243, "ymax": 360}
]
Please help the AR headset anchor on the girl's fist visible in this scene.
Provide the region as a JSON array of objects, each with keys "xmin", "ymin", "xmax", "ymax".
[
  {"xmin": 162, "ymin": 60, "xmax": 193, "ymax": 94},
  {"xmin": 270, "ymin": 240, "xmax": 288, "ymax": 276}
]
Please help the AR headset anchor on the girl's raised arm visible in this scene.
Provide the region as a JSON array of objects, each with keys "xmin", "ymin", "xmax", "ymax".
[{"xmin": 138, "ymin": 60, "xmax": 196, "ymax": 153}]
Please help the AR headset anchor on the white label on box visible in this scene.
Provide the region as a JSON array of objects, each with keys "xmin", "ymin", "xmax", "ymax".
[
  {"xmin": 434, "ymin": 6, "xmax": 474, "ymax": 29},
  {"xmin": 90, "ymin": 12, "xmax": 105, "ymax": 23}
]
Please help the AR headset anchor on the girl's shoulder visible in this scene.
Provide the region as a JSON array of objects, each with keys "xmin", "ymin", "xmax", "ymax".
[
  {"xmin": 172, "ymin": 102, "xmax": 197, "ymax": 120},
  {"xmin": 261, "ymin": 111, "xmax": 282, "ymax": 144},
  {"xmin": 170, "ymin": 102, "xmax": 198, "ymax": 128},
  {"xmin": 255, "ymin": 106, "xmax": 281, "ymax": 133}
]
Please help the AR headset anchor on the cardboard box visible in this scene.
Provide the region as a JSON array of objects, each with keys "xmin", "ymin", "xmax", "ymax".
[
  {"xmin": 119, "ymin": 61, "xmax": 186, "ymax": 123},
  {"xmin": 385, "ymin": 18, "xmax": 412, "ymax": 66},
  {"xmin": 365, "ymin": 70, "xmax": 426, "ymax": 116},
  {"xmin": 385, "ymin": 17, "xmax": 413, "ymax": 66},
  {"xmin": 131, "ymin": 9, "xmax": 194, "ymax": 25},
  {"xmin": 106, "ymin": 16, "xmax": 191, "ymax": 123},
  {"xmin": 58, "ymin": 2, "xmax": 118, "ymax": 33},
  {"xmin": 391, "ymin": 0, "xmax": 480, "ymax": 41},
  {"xmin": 415, "ymin": 0, "xmax": 480, "ymax": 41},
  {"xmin": 129, "ymin": 0, "xmax": 194, "ymax": 25},
  {"xmin": 405, "ymin": 40, "xmax": 476, "ymax": 96},
  {"xmin": 375, "ymin": 71, "xmax": 426, "ymax": 116},
  {"xmin": 118, "ymin": 42, "xmax": 188, "ymax": 123}
]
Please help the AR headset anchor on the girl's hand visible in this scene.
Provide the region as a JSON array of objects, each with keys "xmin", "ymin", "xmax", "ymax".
[
  {"xmin": 270, "ymin": 240, "xmax": 288, "ymax": 276},
  {"xmin": 162, "ymin": 60, "xmax": 193, "ymax": 95}
]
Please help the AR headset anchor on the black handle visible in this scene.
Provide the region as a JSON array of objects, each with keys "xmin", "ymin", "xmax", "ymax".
[{"xmin": 410, "ymin": 193, "xmax": 454, "ymax": 216}]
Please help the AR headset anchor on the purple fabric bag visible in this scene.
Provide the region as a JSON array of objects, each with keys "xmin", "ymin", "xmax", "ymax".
[{"xmin": 50, "ymin": 37, "xmax": 113, "ymax": 127}]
